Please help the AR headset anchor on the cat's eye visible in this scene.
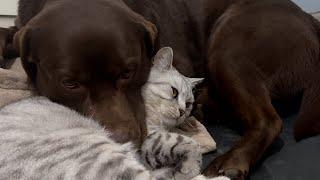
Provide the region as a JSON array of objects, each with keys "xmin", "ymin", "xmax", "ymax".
[
  {"xmin": 172, "ymin": 87, "xmax": 178, "ymax": 98},
  {"xmin": 186, "ymin": 102, "xmax": 192, "ymax": 108}
]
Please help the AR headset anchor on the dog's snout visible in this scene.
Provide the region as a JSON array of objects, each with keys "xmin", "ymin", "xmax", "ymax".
[
  {"xmin": 90, "ymin": 91, "xmax": 147, "ymax": 146},
  {"xmin": 110, "ymin": 128, "xmax": 135, "ymax": 144}
]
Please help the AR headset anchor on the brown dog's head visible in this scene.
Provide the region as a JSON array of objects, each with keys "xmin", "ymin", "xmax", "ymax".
[{"xmin": 14, "ymin": 0, "xmax": 158, "ymax": 146}]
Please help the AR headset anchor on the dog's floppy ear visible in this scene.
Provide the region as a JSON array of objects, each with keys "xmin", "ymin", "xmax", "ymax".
[
  {"xmin": 120, "ymin": 0, "xmax": 158, "ymax": 58},
  {"xmin": 129, "ymin": 11, "xmax": 158, "ymax": 58},
  {"xmin": 13, "ymin": 27, "xmax": 38, "ymax": 82},
  {"xmin": 141, "ymin": 19, "xmax": 158, "ymax": 58}
]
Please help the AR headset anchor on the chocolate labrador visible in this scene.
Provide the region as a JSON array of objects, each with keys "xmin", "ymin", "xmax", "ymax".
[
  {"xmin": 0, "ymin": 0, "xmax": 319, "ymax": 179},
  {"xmin": 1, "ymin": 0, "xmax": 159, "ymax": 146}
]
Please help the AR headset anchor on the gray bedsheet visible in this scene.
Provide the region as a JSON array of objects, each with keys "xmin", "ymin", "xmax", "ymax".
[{"xmin": 202, "ymin": 99, "xmax": 320, "ymax": 179}]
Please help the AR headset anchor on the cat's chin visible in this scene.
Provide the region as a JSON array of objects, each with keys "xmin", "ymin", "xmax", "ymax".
[
  {"xmin": 162, "ymin": 118, "xmax": 186, "ymax": 129},
  {"xmin": 161, "ymin": 118, "xmax": 180, "ymax": 129}
]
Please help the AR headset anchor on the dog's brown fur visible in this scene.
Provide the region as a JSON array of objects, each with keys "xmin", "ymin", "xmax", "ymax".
[
  {"xmin": 4, "ymin": 0, "xmax": 160, "ymax": 146},
  {"xmin": 0, "ymin": 0, "xmax": 319, "ymax": 179}
]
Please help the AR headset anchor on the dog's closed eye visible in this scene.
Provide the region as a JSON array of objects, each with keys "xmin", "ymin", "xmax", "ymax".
[
  {"xmin": 61, "ymin": 79, "xmax": 81, "ymax": 90},
  {"xmin": 120, "ymin": 68, "xmax": 135, "ymax": 79},
  {"xmin": 118, "ymin": 63, "xmax": 137, "ymax": 80}
]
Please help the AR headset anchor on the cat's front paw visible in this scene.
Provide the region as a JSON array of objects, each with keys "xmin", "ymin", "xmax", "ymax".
[
  {"xmin": 173, "ymin": 158, "xmax": 201, "ymax": 180},
  {"xmin": 174, "ymin": 163, "xmax": 201, "ymax": 180},
  {"xmin": 191, "ymin": 175, "xmax": 230, "ymax": 180},
  {"xmin": 171, "ymin": 136, "xmax": 202, "ymax": 180},
  {"xmin": 141, "ymin": 132, "xmax": 203, "ymax": 180}
]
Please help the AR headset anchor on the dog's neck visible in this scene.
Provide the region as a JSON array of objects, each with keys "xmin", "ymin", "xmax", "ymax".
[{"xmin": 122, "ymin": 0, "xmax": 233, "ymax": 77}]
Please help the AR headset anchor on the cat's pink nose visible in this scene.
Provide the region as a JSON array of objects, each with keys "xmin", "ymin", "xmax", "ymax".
[{"xmin": 179, "ymin": 109, "xmax": 185, "ymax": 116}]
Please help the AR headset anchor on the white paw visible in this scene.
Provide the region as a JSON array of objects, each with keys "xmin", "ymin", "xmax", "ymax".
[
  {"xmin": 179, "ymin": 156, "xmax": 202, "ymax": 178},
  {"xmin": 191, "ymin": 175, "xmax": 230, "ymax": 180},
  {"xmin": 174, "ymin": 159, "xmax": 201, "ymax": 180},
  {"xmin": 210, "ymin": 176, "xmax": 231, "ymax": 180}
]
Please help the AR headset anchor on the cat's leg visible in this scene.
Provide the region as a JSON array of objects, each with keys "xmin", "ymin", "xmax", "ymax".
[{"xmin": 141, "ymin": 131, "xmax": 202, "ymax": 180}]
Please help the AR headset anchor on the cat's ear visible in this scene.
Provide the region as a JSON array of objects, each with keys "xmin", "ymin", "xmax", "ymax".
[
  {"xmin": 190, "ymin": 78, "xmax": 204, "ymax": 88},
  {"xmin": 153, "ymin": 47, "xmax": 173, "ymax": 71}
]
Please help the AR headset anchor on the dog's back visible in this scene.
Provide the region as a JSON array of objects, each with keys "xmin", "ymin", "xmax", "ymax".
[{"xmin": 18, "ymin": 0, "xmax": 49, "ymax": 26}]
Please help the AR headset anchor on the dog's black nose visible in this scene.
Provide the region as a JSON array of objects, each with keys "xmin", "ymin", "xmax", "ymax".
[{"xmin": 179, "ymin": 109, "xmax": 185, "ymax": 116}]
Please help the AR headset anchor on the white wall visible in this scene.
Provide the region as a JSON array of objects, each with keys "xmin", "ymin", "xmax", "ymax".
[
  {"xmin": 314, "ymin": 13, "xmax": 320, "ymax": 20},
  {"xmin": 0, "ymin": 0, "xmax": 17, "ymax": 27},
  {"xmin": 0, "ymin": 0, "xmax": 18, "ymax": 15},
  {"xmin": 0, "ymin": 0, "xmax": 319, "ymax": 15},
  {"xmin": 0, "ymin": 16, "xmax": 15, "ymax": 27},
  {"xmin": 0, "ymin": 0, "xmax": 319, "ymax": 28},
  {"xmin": 292, "ymin": 0, "xmax": 320, "ymax": 13}
]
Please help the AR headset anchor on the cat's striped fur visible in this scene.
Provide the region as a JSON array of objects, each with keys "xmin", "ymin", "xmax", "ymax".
[
  {"xmin": 0, "ymin": 97, "xmax": 228, "ymax": 180},
  {"xmin": 141, "ymin": 131, "xmax": 202, "ymax": 179},
  {"xmin": 0, "ymin": 97, "xmax": 154, "ymax": 180},
  {"xmin": 141, "ymin": 47, "xmax": 205, "ymax": 179}
]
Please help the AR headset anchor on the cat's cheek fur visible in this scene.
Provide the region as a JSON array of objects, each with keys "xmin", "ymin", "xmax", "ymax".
[
  {"xmin": 160, "ymin": 102, "xmax": 180, "ymax": 119},
  {"xmin": 176, "ymin": 106, "xmax": 192, "ymax": 124}
]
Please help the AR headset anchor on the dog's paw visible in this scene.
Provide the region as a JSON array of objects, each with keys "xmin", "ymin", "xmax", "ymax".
[{"xmin": 203, "ymin": 151, "xmax": 249, "ymax": 180}]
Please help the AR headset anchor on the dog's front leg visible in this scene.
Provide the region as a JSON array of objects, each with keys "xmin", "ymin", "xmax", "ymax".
[{"xmin": 202, "ymin": 53, "xmax": 283, "ymax": 179}]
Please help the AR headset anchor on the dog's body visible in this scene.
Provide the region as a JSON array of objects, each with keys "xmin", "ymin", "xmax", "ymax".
[{"xmin": 0, "ymin": 0, "xmax": 319, "ymax": 179}]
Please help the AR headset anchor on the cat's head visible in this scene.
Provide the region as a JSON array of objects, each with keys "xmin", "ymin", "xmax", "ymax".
[{"xmin": 142, "ymin": 47, "xmax": 203, "ymax": 129}]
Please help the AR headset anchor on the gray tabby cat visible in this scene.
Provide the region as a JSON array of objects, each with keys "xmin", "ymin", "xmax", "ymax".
[
  {"xmin": 141, "ymin": 47, "xmax": 206, "ymax": 179},
  {"xmin": 142, "ymin": 47, "xmax": 203, "ymax": 132},
  {"xmin": 0, "ymin": 48, "xmax": 229, "ymax": 180}
]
